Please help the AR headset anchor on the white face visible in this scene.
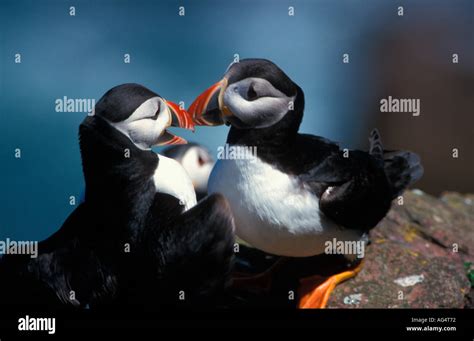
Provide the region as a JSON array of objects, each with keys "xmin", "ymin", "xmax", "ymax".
[
  {"xmin": 109, "ymin": 96, "xmax": 171, "ymax": 150},
  {"xmin": 180, "ymin": 147, "xmax": 214, "ymax": 193},
  {"xmin": 223, "ymin": 77, "xmax": 295, "ymax": 129}
]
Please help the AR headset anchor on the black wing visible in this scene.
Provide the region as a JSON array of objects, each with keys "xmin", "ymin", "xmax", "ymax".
[
  {"xmin": 289, "ymin": 133, "xmax": 342, "ymax": 175},
  {"xmin": 138, "ymin": 193, "xmax": 235, "ymax": 308},
  {"xmin": 296, "ymin": 132, "xmax": 393, "ymax": 232}
]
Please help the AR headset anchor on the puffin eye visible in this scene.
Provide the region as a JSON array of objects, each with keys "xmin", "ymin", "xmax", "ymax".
[
  {"xmin": 198, "ymin": 155, "xmax": 205, "ymax": 166},
  {"xmin": 247, "ymin": 84, "xmax": 258, "ymax": 101},
  {"xmin": 149, "ymin": 100, "xmax": 162, "ymax": 120},
  {"xmin": 147, "ymin": 109, "xmax": 159, "ymax": 120}
]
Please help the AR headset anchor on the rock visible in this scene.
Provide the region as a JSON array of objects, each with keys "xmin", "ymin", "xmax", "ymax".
[{"xmin": 328, "ymin": 190, "xmax": 473, "ymax": 308}]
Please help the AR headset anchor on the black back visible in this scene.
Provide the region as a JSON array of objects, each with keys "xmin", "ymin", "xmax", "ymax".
[{"xmin": 79, "ymin": 115, "xmax": 159, "ymax": 241}]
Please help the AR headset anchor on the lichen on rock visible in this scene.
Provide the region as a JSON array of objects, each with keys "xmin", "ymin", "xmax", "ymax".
[{"xmin": 328, "ymin": 190, "xmax": 473, "ymax": 308}]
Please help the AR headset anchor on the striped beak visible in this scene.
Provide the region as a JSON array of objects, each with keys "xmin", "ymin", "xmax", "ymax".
[
  {"xmin": 188, "ymin": 78, "xmax": 232, "ymax": 126},
  {"xmin": 154, "ymin": 100, "xmax": 194, "ymax": 146}
]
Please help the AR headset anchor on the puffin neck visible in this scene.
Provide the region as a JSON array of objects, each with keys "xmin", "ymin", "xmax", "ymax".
[
  {"xmin": 79, "ymin": 116, "xmax": 158, "ymax": 205},
  {"xmin": 226, "ymin": 107, "xmax": 303, "ymax": 160}
]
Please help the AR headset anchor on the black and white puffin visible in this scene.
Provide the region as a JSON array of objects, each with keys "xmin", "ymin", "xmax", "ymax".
[
  {"xmin": 188, "ymin": 59, "xmax": 423, "ymax": 308},
  {"xmin": 162, "ymin": 143, "xmax": 215, "ymax": 200},
  {"xmin": 0, "ymin": 83, "xmax": 235, "ymax": 309}
]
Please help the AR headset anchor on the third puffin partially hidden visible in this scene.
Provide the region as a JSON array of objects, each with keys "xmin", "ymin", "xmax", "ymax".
[
  {"xmin": 188, "ymin": 59, "xmax": 423, "ymax": 308},
  {"xmin": 162, "ymin": 143, "xmax": 215, "ymax": 200}
]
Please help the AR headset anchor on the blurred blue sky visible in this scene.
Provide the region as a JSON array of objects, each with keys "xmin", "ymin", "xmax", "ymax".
[{"xmin": 0, "ymin": 0, "xmax": 470, "ymax": 240}]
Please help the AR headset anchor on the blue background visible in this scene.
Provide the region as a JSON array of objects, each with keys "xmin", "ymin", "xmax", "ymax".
[{"xmin": 0, "ymin": 0, "xmax": 471, "ymax": 241}]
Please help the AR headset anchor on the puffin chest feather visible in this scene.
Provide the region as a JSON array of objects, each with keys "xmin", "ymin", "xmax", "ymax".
[{"xmin": 209, "ymin": 157, "xmax": 326, "ymax": 233}]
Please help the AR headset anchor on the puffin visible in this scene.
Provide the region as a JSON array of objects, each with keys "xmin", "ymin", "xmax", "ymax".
[
  {"xmin": 162, "ymin": 143, "xmax": 215, "ymax": 200},
  {"xmin": 0, "ymin": 83, "xmax": 235, "ymax": 309},
  {"xmin": 188, "ymin": 59, "xmax": 423, "ymax": 308}
]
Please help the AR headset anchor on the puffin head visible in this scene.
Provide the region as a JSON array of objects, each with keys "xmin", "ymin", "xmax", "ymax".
[
  {"xmin": 93, "ymin": 83, "xmax": 194, "ymax": 150},
  {"xmin": 188, "ymin": 59, "xmax": 304, "ymax": 130}
]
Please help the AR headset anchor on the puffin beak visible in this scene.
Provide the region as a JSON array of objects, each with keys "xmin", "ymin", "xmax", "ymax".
[
  {"xmin": 188, "ymin": 78, "xmax": 232, "ymax": 126},
  {"xmin": 166, "ymin": 100, "xmax": 195, "ymax": 131},
  {"xmin": 154, "ymin": 100, "xmax": 195, "ymax": 146}
]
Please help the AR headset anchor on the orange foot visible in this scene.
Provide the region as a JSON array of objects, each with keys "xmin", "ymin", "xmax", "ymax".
[{"xmin": 298, "ymin": 261, "xmax": 363, "ymax": 309}]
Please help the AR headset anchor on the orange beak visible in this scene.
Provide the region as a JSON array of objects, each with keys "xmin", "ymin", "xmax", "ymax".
[
  {"xmin": 154, "ymin": 100, "xmax": 194, "ymax": 146},
  {"xmin": 188, "ymin": 79, "xmax": 231, "ymax": 126},
  {"xmin": 166, "ymin": 100, "xmax": 195, "ymax": 131}
]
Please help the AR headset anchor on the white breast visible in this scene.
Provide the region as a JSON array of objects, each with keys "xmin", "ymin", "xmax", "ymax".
[
  {"xmin": 153, "ymin": 154, "xmax": 197, "ymax": 211},
  {"xmin": 208, "ymin": 157, "xmax": 362, "ymax": 257}
]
